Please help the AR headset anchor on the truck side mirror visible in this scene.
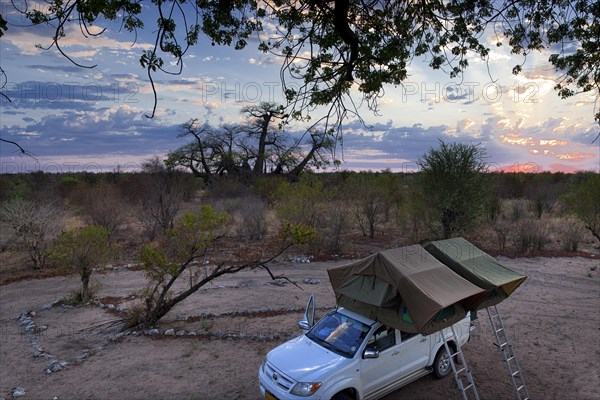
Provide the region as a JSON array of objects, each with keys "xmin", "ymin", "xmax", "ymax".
[
  {"xmin": 298, "ymin": 320, "xmax": 311, "ymax": 331},
  {"xmin": 363, "ymin": 348, "xmax": 380, "ymax": 359}
]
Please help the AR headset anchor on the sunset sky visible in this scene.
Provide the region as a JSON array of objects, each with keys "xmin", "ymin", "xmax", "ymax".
[{"xmin": 1, "ymin": 4, "xmax": 598, "ymax": 174}]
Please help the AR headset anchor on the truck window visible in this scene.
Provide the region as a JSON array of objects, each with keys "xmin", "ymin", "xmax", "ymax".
[
  {"xmin": 307, "ymin": 311, "xmax": 370, "ymax": 358},
  {"xmin": 400, "ymin": 331, "xmax": 418, "ymax": 341},
  {"xmin": 366, "ymin": 326, "xmax": 396, "ymax": 352}
]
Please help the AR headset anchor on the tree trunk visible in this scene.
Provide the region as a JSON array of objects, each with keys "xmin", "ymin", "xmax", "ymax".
[
  {"xmin": 288, "ymin": 146, "xmax": 318, "ymax": 182},
  {"xmin": 81, "ymin": 267, "xmax": 91, "ymax": 302},
  {"xmin": 253, "ymin": 114, "xmax": 271, "ymax": 175}
]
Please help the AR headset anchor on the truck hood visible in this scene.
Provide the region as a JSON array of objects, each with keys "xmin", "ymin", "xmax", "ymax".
[{"xmin": 267, "ymin": 335, "xmax": 348, "ymax": 382}]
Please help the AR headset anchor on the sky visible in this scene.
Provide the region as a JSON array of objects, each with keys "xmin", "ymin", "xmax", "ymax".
[{"xmin": 0, "ymin": 2, "xmax": 599, "ymax": 174}]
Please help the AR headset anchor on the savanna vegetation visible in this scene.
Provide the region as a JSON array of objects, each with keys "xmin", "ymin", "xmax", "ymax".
[{"xmin": 1, "ymin": 146, "xmax": 598, "ymax": 328}]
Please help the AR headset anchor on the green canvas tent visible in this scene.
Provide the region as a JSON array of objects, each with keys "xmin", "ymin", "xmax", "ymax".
[
  {"xmin": 327, "ymin": 245, "xmax": 486, "ymax": 335},
  {"xmin": 424, "ymin": 237, "xmax": 527, "ymax": 310}
]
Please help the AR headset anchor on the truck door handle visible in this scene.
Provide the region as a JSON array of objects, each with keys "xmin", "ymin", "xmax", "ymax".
[
  {"xmin": 420, "ymin": 338, "xmax": 427, "ymax": 343},
  {"xmin": 392, "ymin": 350, "xmax": 400, "ymax": 356}
]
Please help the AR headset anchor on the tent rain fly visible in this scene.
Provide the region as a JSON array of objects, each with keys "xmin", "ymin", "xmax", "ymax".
[
  {"xmin": 327, "ymin": 245, "xmax": 486, "ymax": 335},
  {"xmin": 424, "ymin": 237, "xmax": 527, "ymax": 310}
]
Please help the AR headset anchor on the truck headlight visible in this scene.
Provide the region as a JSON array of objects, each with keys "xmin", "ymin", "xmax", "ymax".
[{"xmin": 290, "ymin": 382, "xmax": 322, "ymax": 396}]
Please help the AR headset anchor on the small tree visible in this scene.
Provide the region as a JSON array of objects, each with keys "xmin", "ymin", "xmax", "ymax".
[
  {"xmin": 238, "ymin": 196, "xmax": 269, "ymax": 240},
  {"xmin": 77, "ymin": 181, "xmax": 127, "ymax": 237},
  {"xmin": 50, "ymin": 226, "xmax": 112, "ymax": 303},
  {"xmin": 136, "ymin": 156, "xmax": 185, "ymax": 240},
  {"xmin": 133, "ymin": 205, "xmax": 313, "ymax": 328},
  {"xmin": 567, "ymin": 173, "xmax": 600, "ymax": 242},
  {"xmin": 322, "ymin": 202, "xmax": 350, "ymax": 253},
  {"xmin": 417, "ymin": 140, "xmax": 489, "ymax": 238},
  {"xmin": 0, "ymin": 199, "xmax": 63, "ymax": 269}
]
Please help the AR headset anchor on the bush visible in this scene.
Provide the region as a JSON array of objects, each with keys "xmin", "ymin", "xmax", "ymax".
[
  {"xmin": 344, "ymin": 173, "xmax": 393, "ymax": 239},
  {"xmin": 76, "ymin": 181, "xmax": 127, "ymax": 237},
  {"xmin": 322, "ymin": 203, "xmax": 350, "ymax": 253},
  {"xmin": 559, "ymin": 218, "xmax": 584, "ymax": 252},
  {"xmin": 513, "ymin": 219, "xmax": 549, "ymax": 253},
  {"xmin": 566, "ymin": 172, "xmax": 600, "ymax": 242},
  {"xmin": 484, "ymin": 192, "xmax": 502, "ymax": 223},
  {"xmin": 493, "ymin": 220, "xmax": 510, "ymax": 252},
  {"xmin": 238, "ymin": 196, "xmax": 269, "ymax": 240},
  {"xmin": 50, "ymin": 226, "xmax": 112, "ymax": 303},
  {"xmin": 0, "ymin": 199, "xmax": 64, "ymax": 269},
  {"xmin": 508, "ymin": 199, "xmax": 529, "ymax": 222},
  {"xmin": 275, "ymin": 176, "xmax": 325, "ymax": 228}
]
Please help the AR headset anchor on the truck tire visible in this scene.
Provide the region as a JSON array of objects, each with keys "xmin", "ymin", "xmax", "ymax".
[
  {"xmin": 332, "ymin": 391, "xmax": 354, "ymax": 400},
  {"xmin": 433, "ymin": 346, "xmax": 453, "ymax": 379}
]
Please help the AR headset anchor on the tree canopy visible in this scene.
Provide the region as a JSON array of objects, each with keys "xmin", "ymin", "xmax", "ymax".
[
  {"xmin": 167, "ymin": 102, "xmax": 334, "ymax": 182},
  {"xmin": 1, "ymin": 0, "xmax": 598, "ymax": 148},
  {"xmin": 417, "ymin": 140, "xmax": 489, "ymax": 238}
]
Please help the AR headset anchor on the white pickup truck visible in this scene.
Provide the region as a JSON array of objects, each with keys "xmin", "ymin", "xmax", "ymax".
[{"xmin": 258, "ymin": 297, "xmax": 472, "ymax": 400}]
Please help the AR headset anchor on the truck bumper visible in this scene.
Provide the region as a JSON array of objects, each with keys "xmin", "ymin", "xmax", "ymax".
[{"xmin": 258, "ymin": 363, "xmax": 323, "ymax": 400}]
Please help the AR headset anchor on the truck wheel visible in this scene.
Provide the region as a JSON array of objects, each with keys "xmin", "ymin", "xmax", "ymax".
[
  {"xmin": 433, "ymin": 346, "xmax": 453, "ymax": 379},
  {"xmin": 332, "ymin": 392, "xmax": 354, "ymax": 400}
]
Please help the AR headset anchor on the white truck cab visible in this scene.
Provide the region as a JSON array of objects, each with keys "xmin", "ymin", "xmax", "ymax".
[{"xmin": 258, "ymin": 296, "xmax": 472, "ymax": 400}]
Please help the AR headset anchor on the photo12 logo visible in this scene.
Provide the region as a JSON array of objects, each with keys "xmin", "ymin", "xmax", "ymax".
[
  {"xmin": 1, "ymin": 162, "xmax": 141, "ymax": 174},
  {"xmin": 399, "ymin": 81, "xmax": 540, "ymax": 104},
  {"xmin": 1, "ymin": 82, "xmax": 140, "ymax": 105},
  {"xmin": 199, "ymin": 81, "xmax": 286, "ymax": 104}
]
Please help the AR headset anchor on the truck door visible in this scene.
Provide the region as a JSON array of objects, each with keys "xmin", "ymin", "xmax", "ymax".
[
  {"xmin": 360, "ymin": 326, "xmax": 401, "ymax": 396},
  {"xmin": 399, "ymin": 332, "xmax": 430, "ymax": 377}
]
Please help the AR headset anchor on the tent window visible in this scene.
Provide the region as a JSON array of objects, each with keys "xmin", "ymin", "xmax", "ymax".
[{"xmin": 434, "ymin": 306, "xmax": 455, "ymax": 321}]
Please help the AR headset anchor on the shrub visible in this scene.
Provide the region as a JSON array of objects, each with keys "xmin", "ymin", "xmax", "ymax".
[
  {"xmin": 238, "ymin": 196, "xmax": 269, "ymax": 240},
  {"xmin": 559, "ymin": 218, "xmax": 584, "ymax": 252},
  {"xmin": 493, "ymin": 219, "xmax": 510, "ymax": 252},
  {"xmin": 509, "ymin": 199, "xmax": 529, "ymax": 222},
  {"xmin": 344, "ymin": 173, "xmax": 392, "ymax": 239},
  {"xmin": 76, "ymin": 181, "xmax": 127, "ymax": 237},
  {"xmin": 566, "ymin": 172, "xmax": 600, "ymax": 242},
  {"xmin": 0, "ymin": 199, "xmax": 64, "ymax": 269},
  {"xmin": 322, "ymin": 203, "xmax": 350, "ymax": 253},
  {"xmin": 484, "ymin": 192, "xmax": 502, "ymax": 224},
  {"xmin": 50, "ymin": 226, "xmax": 113, "ymax": 303},
  {"xmin": 513, "ymin": 219, "xmax": 549, "ymax": 253},
  {"xmin": 275, "ymin": 176, "xmax": 324, "ymax": 228},
  {"xmin": 354, "ymin": 196, "xmax": 387, "ymax": 238}
]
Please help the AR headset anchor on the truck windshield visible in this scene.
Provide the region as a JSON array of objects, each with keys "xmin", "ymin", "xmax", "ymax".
[{"xmin": 306, "ymin": 311, "xmax": 370, "ymax": 358}]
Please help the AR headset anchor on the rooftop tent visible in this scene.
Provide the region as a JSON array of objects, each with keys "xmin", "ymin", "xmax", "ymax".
[
  {"xmin": 424, "ymin": 237, "xmax": 527, "ymax": 310},
  {"xmin": 327, "ymin": 245, "xmax": 486, "ymax": 335}
]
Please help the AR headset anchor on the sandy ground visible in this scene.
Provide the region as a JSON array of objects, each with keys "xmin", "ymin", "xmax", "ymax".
[{"xmin": 0, "ymin": 256, "xmax": 599, "ymax": 400}]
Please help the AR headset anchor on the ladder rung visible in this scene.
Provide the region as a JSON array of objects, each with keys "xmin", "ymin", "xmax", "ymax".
[
  {"xmin": 450, "ymin": 351, "xmax": 460, "ymax": 358},
  {"xmin": 456, "ymin": 367, "xmax": 466, "ymax": 374},
  {"xmin": 488, "ymin": 307, "xmax": 529, "ymax": 400},
  {"xmin": 464, "ymin": 383, "xmax": 475, "ymax": 391}
]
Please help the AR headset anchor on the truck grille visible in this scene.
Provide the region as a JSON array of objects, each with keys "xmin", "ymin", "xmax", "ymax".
[{"xmin": 264, "ymin": 362, "xmax": 295, "ymax": 392}]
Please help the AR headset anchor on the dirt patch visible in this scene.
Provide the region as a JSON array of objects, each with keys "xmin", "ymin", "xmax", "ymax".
[{"xmin": 0, "ymin": 257, "xmax": 598, "ymax": 399}]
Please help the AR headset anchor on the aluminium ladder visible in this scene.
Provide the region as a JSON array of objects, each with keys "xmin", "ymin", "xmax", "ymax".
[
  {"xmin": 440, "ymin": 326, "xmax": 480, "ymax": 400},
  {"xmin": 487, "ymin": 305, "xmax": 530, "ymax": 400}
]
